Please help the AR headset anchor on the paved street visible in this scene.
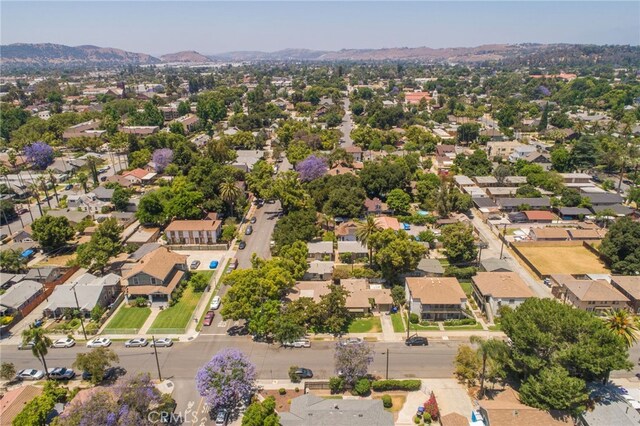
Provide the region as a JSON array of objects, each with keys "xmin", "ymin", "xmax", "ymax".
[{"xmin": 339, "ymin": 98, "xmax": 354, "ymax": 147}]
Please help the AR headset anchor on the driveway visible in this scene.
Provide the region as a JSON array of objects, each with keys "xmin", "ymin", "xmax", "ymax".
[{"xmin": 174, "ymin": 250, "xmax": 226, "ymax": 272}]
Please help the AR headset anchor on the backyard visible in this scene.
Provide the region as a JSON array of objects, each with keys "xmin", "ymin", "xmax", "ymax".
[
  {"xmin": 515, "ymin": 243, "xmax": 609, "ymax": 275},
  {"xmin": 348, "ymin": 316, "xmax": 382, "ymax": 333},
  {"xmin": 148, "ymin": 285, "xmax": 203, "ymax": 333},
  {"xmin": 102, "ymin": 306, "xmax": 151, "ymax": 334}
]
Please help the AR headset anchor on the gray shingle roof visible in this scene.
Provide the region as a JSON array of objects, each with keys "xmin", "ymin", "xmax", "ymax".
[
  {"xmin": 280, "ymin": 394, "xmax": 393, "ymax": 426},
  {"xmin": 497, "ymin": 197, "xmax": 550, "ymax": 208},
  {"xmin": 0, "ymin": 280, "xmax": 42, "ymax": 309}
]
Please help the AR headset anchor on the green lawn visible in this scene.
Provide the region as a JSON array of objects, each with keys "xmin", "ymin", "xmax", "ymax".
[
  {"xmin": 458, "ymin": 280, "xmax": 473, "ymax": 297},
  {"xmin": 489, "ymin": 324, "xmax": 503, "ymax": 331},
  {"xmin": 444, "ymin": 324, "xmax": 484, "ymax": 331},
  {"xmin": 348, "ymin": 316, "xmax": 381, "ymax": 333},
  {"xmin": 391, "ymin": 312, "xmax": 405, "ymax": 333},
  {"xmin": 149, "ymin": 286, "xmax": 203, "ymax": 331},
  {"xmin": 104, "ymin": 307, "xmax": 150, "ymax": 331}
]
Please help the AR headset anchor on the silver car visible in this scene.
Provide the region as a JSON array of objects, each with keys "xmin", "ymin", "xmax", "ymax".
[
  {"xmin": 16, "ymin": 369, "xmax": 45, "ymax": 381},
  {"xmin": 48, "ymin": 367, "xmax": 76, "ymax": 380},
  {"xmin": 151, "ymin": 338, "xmax": 173, "ymax": 347},
  {"xmin": 124, "ymin": 337, "xmax": 148, "ymax": 348},
  {"xmin": 87, "ymin": 338, "xmax": 112, "ymax": 348},
  {"xmin": 52, "ymin": 338, "xmax": 76, "ymax": 348}
]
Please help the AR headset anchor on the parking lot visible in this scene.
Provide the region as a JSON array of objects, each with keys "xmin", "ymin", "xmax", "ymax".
[{"xmin": 174, "ymin": 250, "xmax": 226, "ymax": 271}]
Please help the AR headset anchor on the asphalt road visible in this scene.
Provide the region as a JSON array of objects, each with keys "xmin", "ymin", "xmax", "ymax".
[{"xmin": 339, "ymin": 98, "xmax": 354, "ymax": 147}]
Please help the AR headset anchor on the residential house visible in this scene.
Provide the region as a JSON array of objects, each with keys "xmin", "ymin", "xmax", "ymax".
[
  {"xmin": 337, "ymin": 241, "xmax": 368, "ymax": 260},
  {"xmin": 504, "ymin": 176, "xmax": 528, "ymax": 186},
  {"xmin": 121, "ymin": 246, "xmax": 188, "ymax": 303},
  {"xmin": 405, "ymin": 277, "xmax": 468, "ymax": 321},
  {"xmin": 119, "ymin": 126, "xmax": 159, "ymax": 136},
  {"xmin": 62, "ymin": 120, "xmax": 103, "ymax": 140},
  {"xmin": 591, "ymin": 203, "xmax": 634, "ymax": 217},
  {"xmin": 557, "ymin": 207, "xmax": 592, "ymax": 220},
  {"xmin": 375, "ymin": 216, "xmax": 401, "ymax": 231},
  {"xmin": 47, "ymin": 157, "xmax": 87, "ymax": 175},
  {"xmin": 171, "ymin": 114, "xmax": 200, "ymax": 133},
  {"xmin": 364, "ymin": 197, "xmax": 391, "ymax": 215},
  {"xmin": 12, "ymin": 226, "xmax": 34, "ymax": 243},
  {"xmin": 472, "ymin": 272, "xmax": 534, "ymax": 322},
  {"xmin": 522, "ymin": 210, "xmax": 556, "ymax": 223},
  {"xmin": 122, "ymin": 168, "xmax": 157, "ymax": 185},
  {"xmin": 165, "ymin": 220, "xmax": 222, "ymax": 245},
  {"xmin": 24, "ymin": 267, "xmax": 63, "ymax": 284},
  {"xmin": 453, "ymin": 175, "xmax": 475, "ymax": 189},
  {"xmin": 344, "ymin": 145, "xmax": 363, "ymax": 162},
  {"xmin": 559, "ymin": 173, "xmax": 592, "ymax": 184},
  {"xmin": 280, "ymin": 394, "xmax": 393, "ymax": 426},
  {"xmin": 508, "ymin": 145, "xmax": 537, "ymax": 162},
  {"xmin": 478, "ymin": 387, "xmax": 572, "ymax": 426},
  {"xmin": 303, "ymin": 261, "xmax": 334, "ymax": 281},
  {"xmin": 529, "ymin": 227, "xmax": 569, "ymax": 241},
  {"xmin": 43, "ymin": 273, "xmax": 120, "ymax": 318},
  {"xmin": 341, "ymin": 279, "xmax": 393, "ymax": 313},
  {"xmin": 567, "ymin": 228, "xmax": 606, "ymax": 241},
  {"xmin": 610, "ymin": 276, "xmax": 640, "ymax": 313},
  {"xmin": 480, "ymin": 127, "xmax": 505, "ymax": 141},
  {"xmin": 125, "ymin": 226, "xmax": 161, "ymax": 246},
  {"xmin": 583, "ymin": 192, "xmax": 625, "ymax": 207},
  {"xmin": 335, "ymin": 221, "xmax": 358, "ymax": 242},
  {"xmin": 496, "ymin": 197, "xmax": 551, "ymax": 212},
  {"xmin": 523, "ymin": 151, "xmax": 552, "ymax": 169},
  {"xmin": 0, "ymin": 385, "xmax": 44, "ymax": 426},
  {"xmin": 435, "ymin": 144, "xmax": 456, "ymax": 172},
  {"xmin": 474, "ymin": 176, "xmax": 498, "ymax": 187},
  {"xmin": 410, "ymin": 258, "xmax": 445, "ymax": 277},
  {"xmin": 92, "ymin": 186, "xmax": 115, "ymax": 202},
  {"xmin": 307, "ymin": 241, "xmax": 334, "ymax": 261},
  {"xmin": 578, "ymin": 384, "xmax": 640, "ymax": 426},
  {"xmin": 106, "ymin": 174, "xmax": 134, "ymax": 188},
  {"xmin": 487, "ymin": 140, "xmax": 529, "ymax": 160},
  {"xmin": 486, "ymin": 187, "xmax": 518, "ymax": 199},
  {"xmin": 552, "ymin": 275, "xmax": 629, "ymax": 314},
  {"xmin": 404, "ymin": 92, "xmax": 432, "ymax": 105},
  {"xmin": 66, "ymin": 193, "xmax": 109, "ymax": 213},
  {"xmin": 327, "ymin": 165, "xmax": 356, "ymax": 176},
  {"xmin": 480, "ymin": 258, "xmax": 512, "ymax": 272},
  {"xmin": 233, "ymin": 150, "xmax": 265, "ymax": 172},
  {"xmin": 0, "ymin": 280, "xmax": 43, "ymax": 318}
]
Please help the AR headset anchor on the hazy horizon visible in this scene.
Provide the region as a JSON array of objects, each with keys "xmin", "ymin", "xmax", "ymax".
[{"xmin": 2, "ymin": 1, "xmax": 639, "ymax": 56}]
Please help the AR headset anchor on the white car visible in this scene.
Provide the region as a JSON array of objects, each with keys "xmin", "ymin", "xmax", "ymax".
[
  {"xmin": 87, "ymin": 338, "xmax": 112, "ymax": 348},
  {"xmin": 48, "ymin": 367, "xmax": 76, "ymax": 380},
  {"xmin": 151, "ymin": 338, "xmax": 173, "ymax": 347},
  {"xmin": 124, "ymin": 338, "xmax": 148, "ymax": 348},
  {"xmin": 16, "ymin": 369, "xmax": 45, "ymax": 381},
  {"xmin": 283, "ymin": 339, "xmax": 311, "ymax": 348},
  {"xmin": 339, "ymin": 337, "xmax": 364, "ymax": 346},
  {"xmin": 210, "ymin": 296, "xmax": 221, "ymax": 310},
  {"xmin": 52, "ymin": 338, "xmax": 76, "ymax": 348}
]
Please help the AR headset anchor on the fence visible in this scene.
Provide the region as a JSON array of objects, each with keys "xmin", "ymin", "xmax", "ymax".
[
  {"xmin": 146, "ymin": 327, "xmax": 187, "ymax": 335},
  {"xmin": 101, "ymin": 327, "xmax": 140, "ymax": 335},
  {"xmin": 304, "ymin": 381, "xmax": 331, "ymax": 392},
  {"xmin": 167, "ymin": 244, "xmax": 228, "ymax": 251}
]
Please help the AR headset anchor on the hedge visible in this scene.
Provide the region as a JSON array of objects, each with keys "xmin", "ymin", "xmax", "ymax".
[
  {"xmin": 443, "ymin": 318, "xmax": 477, "ymax": 326},
  {"xmin": 372, "ymin": 379, "xmax": 421, "ymax": 392},
  {"xmin": 444, "ymin": 266, "xmax": 477, "ymax": 279}
]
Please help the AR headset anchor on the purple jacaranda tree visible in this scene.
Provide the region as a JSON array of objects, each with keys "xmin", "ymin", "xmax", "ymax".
[
  {"xmin": 152, "ymin": 148, "xmax": 174, "ymax": 172},
  {"xmin": 23, "ymin": 141, "xmax": 54, "ymax": 170},
  {"xmin": 538, "ymin": 85, "xmax": 551, "ymax": 97},
  {"xmin": 56, "ymin": 373, "xmax": 170, "ymax": 426},
  {"xmin": 196, "ymin": 348, "xmax": 256, "ymax": 409},
  {"xmin": 295, "ymin": 155, "xmax": 327, "ymax": 182},
  {"xmin": 334, "ymin": 341, "xmax": 374, "ymax": 385}
]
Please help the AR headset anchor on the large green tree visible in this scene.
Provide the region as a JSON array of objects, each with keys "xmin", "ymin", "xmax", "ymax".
[
  {"xmin": 73, "ymin": 347, "xmax": 119, "ymax": 384},
  {"xmin": 441, "ymin": 223, "xmax": 477, "ymax": 264},
  {"xmin": 599, "ymin": 217, "xmax": 640, "ymax": 274},
  {"xmin": 31, "ymin": 215, "xmax": 75, "ymax": 252},
  {"xmin": 519, "ymin": 366, "xmax": 588, "ymax": 416}
]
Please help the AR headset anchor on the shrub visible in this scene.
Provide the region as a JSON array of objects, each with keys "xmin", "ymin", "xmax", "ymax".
[
  {"xmin": 372, "ymin": 379, "xmax": 422, "ymax": 392},
  {"xmin": 423, "ymin": 413, "xmax": 432, "ymax": 424},
  {"xmin": 444, "ymin": 266, "xmax": 477, "ymax": 279},
  {"xmin": 134, "ymin": 297, "xmax": 148, "ymax": 307},
  {"xmin": 382, "ymin": 394, "xmax": 393, "ymax": 408},
  {"xmin": 424, "ymin": 392, "xmax": 439, "ymax": 421},
  {"xmin": 294, "ymin": 387, "xmax": 300, "ymax": 393},
  {"xmin": 353, "ymin": 378, "xmax": 371, "ymax": 396},
  {"xmin": 278, "ymin": 388, "xmax": 286, "ymax": 395},
  {"xmin": 413, "ymin": 415, "xmax": 421, "ymax": 424},
  {"xmin": 288, "ymin": 365, "xmax": 301, "ymax": 383},
  {"xmin": 85, "ymin": 322, "xmax": 99, "ymax": 335},
  {"xmin": 329, "ymin": 376, "xmax": 345, "ymax": 394},
  {"xmin": 443, "ymin": 318, "xmax": 477, "ymax": 326},
  {"xmin": 69, "ymin": 318, "xmax": 81, "ymax": 328},
  {"xmin": 409, "ymin": 313, "xmax": 419, "ymax": 324}
]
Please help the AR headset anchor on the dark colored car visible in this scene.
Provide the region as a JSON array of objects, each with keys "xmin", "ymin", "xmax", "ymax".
[
  {"xmin": 190, "ymin": 260, "xmax": 201, "ymax": 270},
  {"xmin": 294, "ymin": 368, "xmax": 313, "ymax": 379},
  {"xmin": 238, "ymin": 241, "xmax": 246, "ymax": 250},
  {"xmin": 17, "ymin": 208, "xmax": 29, "ymax": 215},
  {"xmin": 82, "ymin": 367, "xmax": 119, "ymax": 382},
  {"xmin": 245, "ymin": 226, "xmax": 253, "ymax": 235},
  {"xmin": 405, "ymin": 335, "xmax": 429, "ymax": 346},
  {"xmin": 203, "ymin": 310, "xmax": 215, "ymax": 326},
  {"xmin": 250, "ymin": 217, "xmax": 257, "ymax": 224},
  {"xmin": 227, "ymin": 325, "xmax": 249, "ymax": 336}
]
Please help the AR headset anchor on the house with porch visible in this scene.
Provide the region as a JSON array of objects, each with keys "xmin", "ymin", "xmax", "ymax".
[
  {"xmin": 472, "ymin": 272, "xmax": 534, "ymax": 322},
  {"xmin": 307, "ymin": 241, "xmax": 334, "ymax": 261},
  {"xmin": 550, "ymin": 274, "xmax": 629, "ymax": 314},
  {"xmin": 121, "ymin": 247, "xmax": 188, "ymax": 303},
  {"xmin": 405, "ymin": 277, "xmax": 468, "ymax": 321},
  {"xmin": 43, "ymin": 273, "xmax": 120, "ymax": 318}
]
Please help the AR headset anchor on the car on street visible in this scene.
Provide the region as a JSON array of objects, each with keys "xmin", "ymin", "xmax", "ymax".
[
  {"xmin": 124, "ymin": 338, "xmax": 148, "ymax": 347},
  {"xmin": 87, "ymin": 338, "xmax": 112, "ymax": 348},
  {"xmin": 82, "ymin": 367, "xmax": 122, "ymax": 382},
  {"xmin": 250, "ymin": 217, "xmax": 257, "ymax": 224},
  {"xmin": 238, "ymin": 241, "xmax": 246, "ymax": 250},
  {"xmin": 203, "ymin": 310, "xmax": 215, "ymax": 326},
  {"xmin": 227, "ymin": 325, "xmax": 249, "ymax": 336},
  {"xmin": 405, "ymin": 335, "xmax": 429, "ymax": 346},
  {"xmin": 51, "ymin": 338, "xmax": 76, "ymax": 348},
  {"xmin": 339, "ymin": 337, "xmax": 364, "ymax": 346},
  {"xmin": 64, "ymin": 184, "xmax": 73, "ymax": 190},
  {"xmin": 48, "ymin": 367, "xmax": 76, "ymax": 380},
  {"xmin": 17, "ymin": 208, "xmax": 29, "ymax": 215},
  {"xmin": 16, "ymin": 369, "xmax": 45, "ymax": 381},
  {"xmin": 269, "ymin": 240, "xmax": 275, "ymax": 248},
  {"xmin": 209, "ymin": 260, "xmax": 219, "ymax": 269},
  {"xmin": 151, "ymin": 338, "xmax": 173, "ymax": 347},
  {"xmin": 294, "ymin": 368, "xmax": 313, "ymax": 379},
  {"xmin": 18, "ymin": 340, "xmax": 35, "ymax": 350},
  {"xmin": 245, "ymin": 226, "xmax": 253, "ymax": 235},
  {"xmin": 190, "ymin": 260, "xmax": 201, "ymax": 270},
  {"xmin": 210, "ymin": 296, "xmax": 221, "ymax": 310},
  {"xmin": 215, "ymin": 409, "xmax": 229, "ymax": 426},
  {"xmin": 282, "ymin": 339, "xmax": 311, "ymax": 348}
]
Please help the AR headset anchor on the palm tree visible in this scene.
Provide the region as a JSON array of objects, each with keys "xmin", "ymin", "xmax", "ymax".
[
  {"xmin": 47, "ymin": 170, "xmax": 59, "ymax": 203},
  {"xmin": 219, "ymin": 177, "xmax": 242, "ymax": 217},
  {"xmin": 29, "ymin": 183, "xmax": 43, "ymax": 216},
  {"xmin": 356, "ymin": 215, "xmax": 380, "ymax": 265},
  {"xmin": 22, "ymin": 327, "xmax": 52, "ymax": 379},
  {"xmin": 573, "ymin": 119, "xmax": 585, "ymax": 136},
  {"xmin": 470, "ymin": 336, "xmax": 507, "ymax": 399},
  {"xmin": 617, "ymin": 138, "xmax": 639, "ymax": 193},
  {"xmin": 77, "ymin": 172, "xmax": 89, "ymax": 194},
  {"xmin": 38, "ymin": 176, "xmax": 52, "ymax": 209},
  {"xmin": 604, "ymin": 309, "xmax": 639, "ymax": 348}
]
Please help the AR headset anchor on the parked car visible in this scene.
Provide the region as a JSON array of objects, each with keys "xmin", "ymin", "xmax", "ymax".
[
  {"xmin": 405, "ymin": 335, "xmax": 429, "ymax": 346},
  {"xmin": 339, "ymin": 337, "xmax": 364, "ymax": 346},
  {"xmin": 238, "ymin": 241, "xmax": 246, "ymax": 250},
  {"xmin": 203, "ymin": 310, "xmax": 215, "ymax": 326},
  {"xmin": 17, "ymin": 208, "xmax": 29, "ymax": 215},
  {"xmin": 190, "ymin": 260, "xmax": 201, "ymax": 270},
  {"xmin": 18, "ymin": 340, "xmax": 35, "ymax": 350},
  {"xmin": 282, "ymin": 339, "xmax": 311, "ymax": 348},
  {"xmin": 402, "ymin": 223, "xmax": 411, "ymax": 231},
  {"xmin": 16, "ymin": 369, "xmax": 45, "ymax": 381},
  {"xmin": 209, "ymin": 260, "xmax": 219, "ymax": 269},
  {"xmin": 227, "ymin": 325, "xmax": 249, "ymax": 336},
  {"xmin": 214, "ymin": 409, "xmax": 229, "ymax": 426},
  {"xmin": 245, "ymin": 226, "xmax": 253, "ymax": 235},
  {"xmin": 87, "ymin": 338, "xmax": 112, "ymax": 348},
  {"xmin": 82, "ymin": 367, "xmax": 119, "ymax": 382},
  {"xmin": 48, "ymin": 367, "xmax": 76, "ymax": 380},
  {"xmin": 294, "ymin": 368, "xmax": 313, "ymax": 379},
  {"xmin": 124, "ymin": 338, "xmax": 148, "ymax": 348},
  {"xmin": 250, "ymin": 217, "xmax": 257, "ymax": 224},
  {"xmin": 210, "ymin": 296, "xmax": 221, "ymax": 310},
  {"xmin": 51, "ymin": 338, "xmax": 76, "ymax": 348},
  {"xmin": 151, "ymin": 338, "xmax": 173, "ymax": 347},
  {"xmin": 64, "ymin": 184, "xmax": 73, "ymax": 190}
]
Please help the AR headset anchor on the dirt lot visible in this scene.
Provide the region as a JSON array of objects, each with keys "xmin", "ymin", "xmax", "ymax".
[{"xmin": 516, "ymin": 244, "xmax": 609, "ymax": 275}]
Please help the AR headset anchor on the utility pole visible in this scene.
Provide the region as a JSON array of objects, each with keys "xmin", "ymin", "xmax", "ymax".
[
  {"xmin": 499, "ymin": 224, "xmax": 507, "ymax": 259},
  {"xmin": 406, "ymin": 309, "xmax": 411, "ymax": 339},
  {"xmin": 71, "ymin": 284, "xmax": 87, "ymax": 340},
  {"xmin": 385, "ymin": 349, "xmax": 389, "ymax": 380},
  {"xmin": 152, "ymin": 336, "xmax": 162, "ymax": 381}
]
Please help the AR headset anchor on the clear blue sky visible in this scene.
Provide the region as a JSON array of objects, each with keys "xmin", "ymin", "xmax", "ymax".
[{"xmin": 2, "ymin": 1, "xmax": 638, "ymax": 55}]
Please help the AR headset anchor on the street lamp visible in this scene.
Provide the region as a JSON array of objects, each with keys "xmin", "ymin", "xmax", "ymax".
[{"xmin": 70, "ymin": 283, "xmax": 87, "ymax": 340}]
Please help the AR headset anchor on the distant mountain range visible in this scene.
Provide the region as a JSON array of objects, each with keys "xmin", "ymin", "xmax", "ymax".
[{"xmin": 2, "ymin": 42, "xmax": 639, "ymax": 70}]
